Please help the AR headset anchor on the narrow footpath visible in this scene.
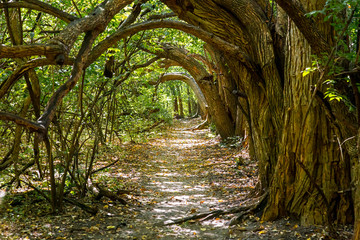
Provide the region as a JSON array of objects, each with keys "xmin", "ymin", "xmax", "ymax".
[
  {"xmin": 2, "ymin": 118, "xmax": 351, "ymax": 239},
  {"xmin": 114, "ymin": 118, "xmax": 253, "ymax": 239}
]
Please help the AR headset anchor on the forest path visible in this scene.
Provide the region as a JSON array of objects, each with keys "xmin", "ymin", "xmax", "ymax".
[
  {"xmin": 1, "ymin": 118, "xmax": 352, "ymax": 239},
  {"xmin": 115, "ymin": 118, "xmax": 252, "ymax": 239}
]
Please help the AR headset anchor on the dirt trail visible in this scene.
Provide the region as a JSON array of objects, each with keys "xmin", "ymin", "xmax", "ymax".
[
  {"xmin": 2, "ymin": 118, "xmax": 351, "ymax": 239},
  {"xmin": 115, "ymin": 118, "xmax": 250, "ymax": 239}
]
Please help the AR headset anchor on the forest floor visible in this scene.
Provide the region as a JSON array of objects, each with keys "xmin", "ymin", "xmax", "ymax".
[{"xmin": 0, "ymin": 118, "xmax": 354, "ymax": 239}]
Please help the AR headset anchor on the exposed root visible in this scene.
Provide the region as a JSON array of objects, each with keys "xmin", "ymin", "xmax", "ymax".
[{"xmin": 158, "ymin": 192, "xmax": 268, "ymax": 226}]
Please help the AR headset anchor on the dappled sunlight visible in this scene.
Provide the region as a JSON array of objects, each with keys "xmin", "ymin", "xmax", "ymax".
[
  {"xmin": 152, "ymin": 137, "xmax": 209, "ymax": 150},
  {"xmin": 0, "ymin": 119, "xmax": 251, "ymax": 239},
  {"xmin": 108, "ymin": 119, "xmax": 250, "ymax": 239}
]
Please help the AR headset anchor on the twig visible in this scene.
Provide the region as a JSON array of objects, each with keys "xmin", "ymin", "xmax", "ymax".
[
  {"xmin": 91, "ymin": 157, "xmax": 121, "ymax": 174},
  {"xmin": 63, "ymin": 197, "xmax": 98, "ymax": 215},
  {"xmin": 157, "ymin": 192, "xmax": 268, "ymax": 226}
]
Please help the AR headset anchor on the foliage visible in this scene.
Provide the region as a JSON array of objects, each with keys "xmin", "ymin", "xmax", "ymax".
[
  {"xmin": 305, "ymin": 1, "xmax": 360, "ymax": 109},
  {"xmin": 0, "ymin": 0, "xmax": 203, "ymax": 213}
]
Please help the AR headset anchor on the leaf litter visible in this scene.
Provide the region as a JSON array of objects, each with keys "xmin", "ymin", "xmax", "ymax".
[{"xmin": 0, "ymin": 118, "xmax": 353, "ymax": 239}]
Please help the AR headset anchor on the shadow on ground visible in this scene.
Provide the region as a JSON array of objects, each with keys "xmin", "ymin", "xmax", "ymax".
[{"xmin": 0, "ymin": 118, "xmax": 353, "ymax": 239}]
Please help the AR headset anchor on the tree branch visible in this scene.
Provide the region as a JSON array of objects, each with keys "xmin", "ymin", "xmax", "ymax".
[
  {"xmin": 0, "ymin": 44, "xmax": 63, "ymax": 59},
  {"xmin": 274, "ymin": 0, "xmax": 331, "ymax": 55},
  {"xmin": 48, "ymin": 0, "xmax": 134, "ymax": 60},
  {"xmin": 0, "ymin": 58, "xmax": 74, "ymax": 100},
  {"xmin": 157, "ymin": 72, "xmax": 208, "ymax": 115},
  {"xmin": 0, "ymin": 112, "xmax": 46, "ymax": 133},
  {"xmin": 0, "ymin": 0, "xmax": 77, "ymax": 23},
  {"xmin": 38, "ymin": 30, "xmax": 99, "ymax": 129},
  {"xmin": 87, "ymin": 20, "xmax": 258, "ymax": 72}
]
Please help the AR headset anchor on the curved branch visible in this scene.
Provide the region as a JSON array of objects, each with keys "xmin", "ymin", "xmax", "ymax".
[
  {"xmin": 113, "ymin": 56, "xmax": 160, "ymax": 87},
  {"xmin": 144, "ymin": 44, "xmax": 235, "ymax": 138},
  {"xmin": 0, "ymin": 0, "xmax": 77, "ymax": 23},
  {"xmin": 0, "ymin": 44, "xmax": 63, "ymax": 59},
  {"xmin": 156, "ymin": 72, "xmax": 208, "ymax": 115},
  {"xmin": 0, "ymin": 112, "xmax": 46, "ymax": 133},
  {"xmin": 87, "ymin": 20, "xmax": 257, "ymax": 72},
  {"xmin": 49, "ymin": 0, "xmax": 133, "ymax": 58},
  {"xmin": 0, "ymin": 58, "xmax": 74, "ymax": 100}
]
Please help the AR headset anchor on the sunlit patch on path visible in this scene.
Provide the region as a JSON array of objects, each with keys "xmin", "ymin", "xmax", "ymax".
[{"xmin": 114, "ymin": 118, "xmax": 251, "ymax": 239}]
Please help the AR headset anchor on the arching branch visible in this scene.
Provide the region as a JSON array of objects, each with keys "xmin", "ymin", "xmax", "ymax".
[
  {"xmin": 155, "ymin": 72, "xmax": 208, "ymax": 115},
  {"xmin": 0, "ymin": 0, "xmax": 77, "ymax": 23},
  {"xmin": 143, "ymin": 44, "xmax": 235, "ymax": 138},
  {"xmin": 49, "ymin": 0, "xmax": 133, "ymax": 59},
  {"xmin": 0, "ymin": 0, "xmax": 134, "ymax": 62},
  {"xmin": 0, "ymin": 58, "xmax": 74, "ymax": 100},
  {"xmin": 87, "ymin": 20, "xmax": 258, "ymax": 72}
]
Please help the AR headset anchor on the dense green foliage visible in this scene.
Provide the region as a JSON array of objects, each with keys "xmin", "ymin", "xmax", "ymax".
[{"xmin": 0, "ymin": 0, "xmax": 201, "ymax": 212}]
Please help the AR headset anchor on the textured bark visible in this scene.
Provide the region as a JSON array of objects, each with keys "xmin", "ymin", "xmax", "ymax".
[
  {"xmin": 274, "ymin": 0, "xmax": 330, "ymax": 54},
  {"xmin": 162, "ymin": 0, "xmax": 282, "ymax": 190},
  {"xmin": 353, "ymin": 129, "xmax": 360, "ymax": 239},
  {"xmin": 264, "ymin": 19, "xmax": 352, "ymax": 224},
  {"xmin": 162, "ymin": 0, "xmax": 354, "ymax": 226}
]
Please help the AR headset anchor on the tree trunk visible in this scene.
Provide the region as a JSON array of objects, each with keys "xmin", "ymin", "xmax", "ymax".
[
  {"xmin": 155, "ymin": 45, "xmax": 235, "ymax": 138},
  {"xmin": 169, "ymin": 85, "xmax": 179, "ymax": 116},
  {"xmin": 163, "ymin": 0, "xmax": 354, "ymax": 225},
  {"xmin": 176, "ymin": 85, "xmax": 185, "ymax": 118},
  {"xmin": 186, "ymin": 85, "xmax": 193, "ymax": 116},
  {"xmin": 263, "ymin": 18, "xmax": 352, "ymax": 224}
]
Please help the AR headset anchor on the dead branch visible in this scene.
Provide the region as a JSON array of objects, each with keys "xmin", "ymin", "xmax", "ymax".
[
  {"xmin": 64, "ymin": 197, "xmax": 98, "ymax": 215},
  {"xmin": 0, "ymin": 160, "xmax": 35, "ymax": 189},
  {"xmin": 191, "ymin": 117, "xmax": 209, "ymax": 130},
  {"xmin": 139, "ymin": 120, "xmax": 165, "ymax": 133},
  {"xmin": 158, "ymin": 192, "xmax": 268, "ymax": 226},
  {"xmin": 91, "ymin": 158, "xmax": 121, "ymax": 174},
  {"xmin": 86, "ymin": 179, "xmax": 127, "ymax": 205}
]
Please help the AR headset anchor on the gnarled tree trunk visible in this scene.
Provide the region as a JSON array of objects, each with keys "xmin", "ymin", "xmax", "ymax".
[{"xmin": 162, "ymin": 0, "xmax": 354, "ymax": 226}]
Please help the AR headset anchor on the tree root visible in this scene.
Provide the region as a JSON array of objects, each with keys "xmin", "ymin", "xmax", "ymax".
[{"xmin": 158, "ymin": 192, "xmax": 268, "ymax": 226}]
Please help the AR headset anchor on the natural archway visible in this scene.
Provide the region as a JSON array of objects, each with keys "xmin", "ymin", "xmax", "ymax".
[{"xmin": 0, "ymin": 0, "xmax": 359, "ymax": 238}]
